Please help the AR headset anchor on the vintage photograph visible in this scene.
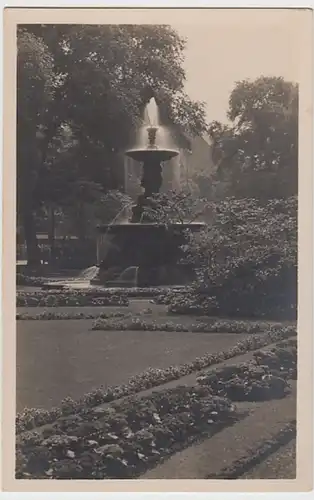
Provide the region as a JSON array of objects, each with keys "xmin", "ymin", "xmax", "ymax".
[{"xmin": 11, "ymin": 8, "xmax": 306, "ymax": 484}]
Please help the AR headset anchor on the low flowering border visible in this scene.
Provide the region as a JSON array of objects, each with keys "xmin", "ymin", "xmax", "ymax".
[
  {"xmin": 16, "ymin": 309, "xmax": 155, "ymax": 321},
  {"xmin": 16, "ymin": 311, "xmax": 132, "ymax": 321},
  {"xmin": 17, "ymin": 286, "xmax": 178, "ymax": 302},
  {"xmin": 92, "ymin": 317, "xmax": 295, "ymax": 334},
  {"xmin": 16, "ymin": 325, "xmax": 296, "ymax": 433},
  {"xmin": 17, "ymin": 291, "xmax": 129, "ymax": 307}
]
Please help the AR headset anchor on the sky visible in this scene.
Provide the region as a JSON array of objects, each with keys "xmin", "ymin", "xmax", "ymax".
[{"xmin": 172, "ymin": 9, "xmax": 303, "ymax": 124}]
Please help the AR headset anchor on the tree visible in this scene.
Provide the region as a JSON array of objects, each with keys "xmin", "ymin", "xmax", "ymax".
[
  {"xmin": 24, "ymin": 24, "xmax": 207, "ymax": 162},
  {"xmin": 17, "ymin": 25, "xmax": 208, "ymax": 264},
  {"xmin": 17, "ymin": 28, "xmax": 55, "ymax": 267},
  {"xmin": 209, "ymin": 76, "xmax": 298, "ymax": 200}
]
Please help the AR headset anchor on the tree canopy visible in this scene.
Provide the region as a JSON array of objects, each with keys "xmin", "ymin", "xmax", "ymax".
[{"xmin": 208, "ymin": 76, "xmax": 298, "ymax": 200}]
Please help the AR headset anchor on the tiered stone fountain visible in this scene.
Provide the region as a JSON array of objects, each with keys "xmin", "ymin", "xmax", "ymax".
[{"xmin": 95, "ymin": 97, "xmax": 205, "ymax": 288}]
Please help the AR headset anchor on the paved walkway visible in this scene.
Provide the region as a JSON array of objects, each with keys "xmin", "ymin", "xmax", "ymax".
[{"xmin": 141, "ymin": 383, "xmax": 296, "ymax": 479}]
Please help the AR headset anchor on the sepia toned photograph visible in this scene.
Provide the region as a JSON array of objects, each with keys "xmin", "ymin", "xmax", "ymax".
[{"xmin": 2, "ymin": 6, "xmax": 313, "ymax": 492}]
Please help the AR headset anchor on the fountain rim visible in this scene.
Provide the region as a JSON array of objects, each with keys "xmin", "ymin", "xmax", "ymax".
[
  {"xmin": 96, "ymin": 222, "xmax": 206, "ymax": 233},
  {"xmin": 125, "ymin": 147, "xmax": 179, "ymax": 161}
]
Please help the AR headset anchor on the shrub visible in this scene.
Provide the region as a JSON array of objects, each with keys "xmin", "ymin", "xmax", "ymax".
[
  {"xmin": 170, "ymin": 197, "xmax": 297, "ymax": 319},
  {"xmin": 197, "ymin": 363, "xmax": 290, "ymax": 401},
  {"xmin": 253, "ymin": 340, "xmax": 297, "ymax": 380},
  {"xmin": 197, "ymin": 342, "xmax": 296, "ymax": 401}
]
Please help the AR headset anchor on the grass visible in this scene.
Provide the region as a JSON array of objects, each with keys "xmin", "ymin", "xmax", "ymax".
[{"xmin": 17, "ymin": 319, "xmax": 250, "ymax": 412}]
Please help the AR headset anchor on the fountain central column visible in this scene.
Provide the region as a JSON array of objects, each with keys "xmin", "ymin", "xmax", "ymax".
[{"xmin": 130, "ymin": 126, "xmax": 163, "ymax": 223}]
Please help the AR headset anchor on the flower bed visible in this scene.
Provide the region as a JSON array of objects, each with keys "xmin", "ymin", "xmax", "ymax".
[
  {"xmin": 253, "ymin": 339, "xmax": 297, "ymax": 380},
  {"xmin": 16, "ymin": 311, "xmax": 131, "ymax": 321},
  {"xmin": 16, "ymin": 290, "xmax": 129, "ymax": 307},
  {"xmin": 16, "ymin": 308, "xmax": 155, "ymax": 321},
  {"xmin": 16, "ymin": 326, "xmax": 296, "ymax": 433},
  {"xmin": 92, "ymin": 317, "xmax": 295, "ymax": 334},
  {"xmin": 16, "ymin": 274, "xmax": 46, "ymax": 287},
  {"xmin": 17, "ymin": 284, "xmax": 176, "ymax": 296},
  {"xmin": 197, "ymin": 340, "xmax": 297, "ymax": 401},
  {"xmin": 16, "ymin": 387, "xmax": 237, "ymax": 479}
]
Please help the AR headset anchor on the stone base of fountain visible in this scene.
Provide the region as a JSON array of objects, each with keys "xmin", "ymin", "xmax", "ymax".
[{"xmin": 95, "ymin": 222, "xmax": 205, "ymax": 288}]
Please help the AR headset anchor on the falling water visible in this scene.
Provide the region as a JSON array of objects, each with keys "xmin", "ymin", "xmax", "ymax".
[
  {"xmin": 77, "ymin": 265, "xmax": 99, "ymax": 281},
  {"xmin": 73, "ymin": 203, "xmax": 135, "ymax": 283},
  {"xmin": 114, "ymin": 266, "xmax": 139, "ymax": 287},
  {"xmin": 107, "ymin": 201, "xmax": 134, "ymax": 226},
  {"xmin": 95, "ymin": 201, "xmax": 134, "ymax": 268}
]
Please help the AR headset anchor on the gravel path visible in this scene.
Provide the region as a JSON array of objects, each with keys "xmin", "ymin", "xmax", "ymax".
[{"xmin": 242, "ymin": 439, "xmax": 296, "ymax": 479}]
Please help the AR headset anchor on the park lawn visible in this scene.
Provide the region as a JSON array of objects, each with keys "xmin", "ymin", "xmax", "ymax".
[{"xmin": 16, "ymin": 319, "xmax": 249, "ymax": 412}]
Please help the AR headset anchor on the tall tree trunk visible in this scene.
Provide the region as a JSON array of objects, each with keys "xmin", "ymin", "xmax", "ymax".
[
  {"xmin": 23, "ymin": 206, "xmax": 41, "ymax": 269},
  {"xmin": 77, "ymin": 202, "xmax": 86, "ymax": 241},
  {"xmin": 17, "ymin": 124, "xmax": 41, "ymax": 269},
  {"xmin": 48, "ymin": 205, "xmax": 56, "ymax": 265}
]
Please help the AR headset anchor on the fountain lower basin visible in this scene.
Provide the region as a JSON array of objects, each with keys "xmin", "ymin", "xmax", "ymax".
[{"xmin": 96, "ymin": 221, "xmax": 205, "ymax": 287}]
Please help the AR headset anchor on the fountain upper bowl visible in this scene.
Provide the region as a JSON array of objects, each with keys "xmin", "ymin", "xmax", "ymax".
[{"xmin": 125, "ymin": 147, "xmax": 179, "ymax": 163}]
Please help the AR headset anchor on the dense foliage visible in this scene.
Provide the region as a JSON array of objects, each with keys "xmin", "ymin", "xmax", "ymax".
[
  {"xmin": 208, "ymin": 76, "xmax": 298, "ymax": 201},
  {"xmin": 155, "ymin": 196, "xmax": 297, "ymax": 319}
]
